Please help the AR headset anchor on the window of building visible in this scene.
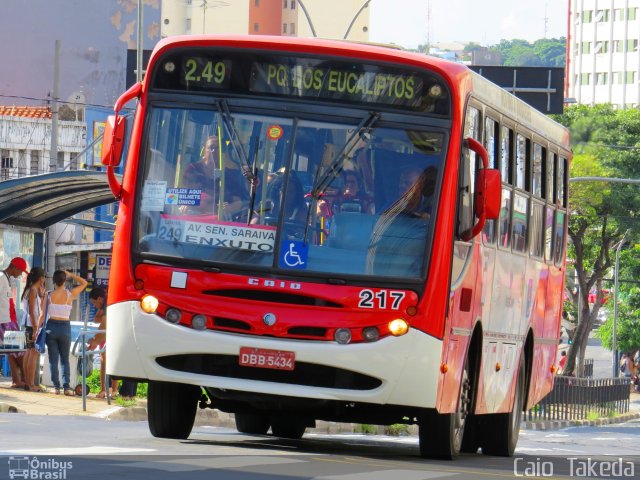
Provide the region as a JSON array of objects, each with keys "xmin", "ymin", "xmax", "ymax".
[
  {"xmin": 582, "ymin": 10, "xmax": 593, "ymax": 22},
  {"xmin": 614, "ymin": 71, "xmax": 637, "ymax": 84},
  {"xmin": 595, "ymin": 41, "xmax": 609, "ymax": 53},
  {"xmin": 581, "ymin": 73, "xmax": 591, "ymax": 85},
  {"xmin": 515, "ymin": 134, "xmax": 527, "ymax": 191},
  {"xmin": 629, "ymin": 7, "xmax": 638, "ymax": 20},
  {"xmin": 30, "ymin": 151, "xmax": 40, "ymax": 175},
  {"xmin": 283, "ymin": 23, "xmax": 287, "ymax": 33},
  {"xmin": 595, "ymin": 9, "xmax": 610, "ymax": 22},
  {"xmin": 613, "ymin": 40, "xmax": 624, "ymax": 52},
  {"xmin": 628, "ymin": 39, "xmax": 639, "ymax": 51},
  {"xmin": 291, "ymin": 0, "xmax": 296, "ymax": 8},
  {"xmin": 283, "ymin": 0, "xmax": 287, "ymax": 7},
  {"xmin": 290, "ymin": 23, "xmax": 295, "ymax": 34},
  {"xmin": 185, "ymin": 18, "xmax": 191, "ymax": 31},
  {"xmin": 581, "ymin": 42, "xmax": 591, "ymax": 54},
  {"xmin": 57, "ymin": 151, "xmax": 65, "ymax": 171},
  {"xmin": 255, "ymin": 0, "xmax": 260, "ymax": 6},
  {"xmin": 254, "ymin": 22, "xmax": 259, "ymax": 32},
  {"xmin": 614, "ymin": 8, "xmax": 625, "ymax": 21},
  {"xmin": 596, "ymin": 72, "xmax": 608, "ymax": 85}
]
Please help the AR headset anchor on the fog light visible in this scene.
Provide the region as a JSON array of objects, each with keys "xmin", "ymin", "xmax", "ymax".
[
  {"xmin": 165, "ymin": 308, "xmax": 182, "ymax": 324},
  {"xmin": 388, "ymin": 319, "xmax": 409, "ymax": 336},
  {"xmin": 362, "ymin": 326, "xmax": 379, "ymax": 342},
  {"xmin": 192, "ymin": 314, "xmax": 207, "ymax": 330},
  {"xmin": 334, "ymin": 328, "xmax": 352, "ymax": 344},
  {"xmin": 140, "ymin": 295, "xmax": 159, "ymax": 313}
]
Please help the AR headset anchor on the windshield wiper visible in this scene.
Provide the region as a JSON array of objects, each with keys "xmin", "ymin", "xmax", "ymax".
[
  {"xmin": 303, "ymin": 111, "xmax": 380, "ymax": 243},
  {"xmin": 216, "ymin": 100, "xmax": 257, "ymax": 185}
]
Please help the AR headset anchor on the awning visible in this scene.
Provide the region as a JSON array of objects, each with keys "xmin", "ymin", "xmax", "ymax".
[{"xmin": 0, "ymin": 171, "xmax": 119, "ymax": 229}]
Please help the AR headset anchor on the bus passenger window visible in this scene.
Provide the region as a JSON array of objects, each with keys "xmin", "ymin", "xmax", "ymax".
[
  {"xmin": 545, "ymin": 206, "xmax": 554, "ymax": 262},
  {"xmin": 546, "ymin": 152, "xmax": 556, "ymax": 203},
  {"xmin": 512, "ymin": 193, "xmax": 528, "ymax": 252},
  {"xmin": 501, "ymin": 126, "xmax": 512, "ymax": 184},
  {"xmin": 498, "ymin": 189, "xmax": 512, "ymax": 248},
  {"xmin": 557, "ymin": 157, "xmax": 567, "ymax": 207},
  {"xmin": 532, "ymin": 143, "xmax": 543, "ymax": 197},
  {"xmin": 554, "ymin": 210, "xmax": 566, "ymax": 265},
  {"xmin": 515, "ymin": 134, "xmax": 527, "ymax": 190},
  {"xmin": 529, "ymin": 202, "xmax": 544, "ymax": 258}
]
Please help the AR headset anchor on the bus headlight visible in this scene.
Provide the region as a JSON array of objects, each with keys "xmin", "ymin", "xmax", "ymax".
[
  {"xmin": 192, "ymin": 314, "xmax": 207, "ymax": 330},
  {"xmin": 165, "ymin": 308, "xmax": 182, "ymax": 324},
  {"xmin": 140, "ymin": 295, "xmax": 159, "ymax": 314},
  {"xmin": 388, "ymin": 319, "xmax": 409, "ymax": 336},
  {"xmin": 334, "ymin": 328, "xmax": 352, "ymax": 344}
]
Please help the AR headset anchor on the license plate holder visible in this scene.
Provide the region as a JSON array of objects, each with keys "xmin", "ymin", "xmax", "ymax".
[{"xmin": 239, "ymin": 347, "xmax": 295, "ymax": 371}]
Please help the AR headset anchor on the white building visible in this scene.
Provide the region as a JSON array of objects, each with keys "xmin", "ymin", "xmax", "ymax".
[{"xmin": 567, "ymin": 0, "xmax": 640, "ymax": 108}]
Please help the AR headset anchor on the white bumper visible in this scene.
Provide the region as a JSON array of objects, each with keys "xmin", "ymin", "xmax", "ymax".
[{"xmin": 106, "ymin": 301, "xmax": 442, "ymax": 408}]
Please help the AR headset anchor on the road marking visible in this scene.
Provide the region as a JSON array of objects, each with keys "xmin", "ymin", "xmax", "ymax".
[{"xmin": 115, "ymin": 456, "xmax": 306, "ymax": 472}]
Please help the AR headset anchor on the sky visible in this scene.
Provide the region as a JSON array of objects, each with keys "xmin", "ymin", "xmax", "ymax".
[{"xmin": 369, "ymin": 0, "xmax": 567, "ymax": 48}]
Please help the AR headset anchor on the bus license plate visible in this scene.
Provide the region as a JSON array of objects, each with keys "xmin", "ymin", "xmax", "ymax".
[{"xmin": 239, "ymin": 347, "xmax": 295, "ymax": 371}]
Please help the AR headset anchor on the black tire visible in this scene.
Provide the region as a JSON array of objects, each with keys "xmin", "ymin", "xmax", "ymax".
[
  {"xmin": 235, "ymin": 413, "xmax": 270, "ymax": 435},
  {"xmin": 270, "ymin": 415, "xmax": 306, "ymax": 439},
  {"xmin": 419, "ymin": 355, "xmax": 474, "ymax": 459},
  {"xmin": 481, "ymin": 359, "xmax": 525, "ymax": 456},
  {"xmin": 148, "ymin": 381, "xmax": 200, "ymax": 439}
]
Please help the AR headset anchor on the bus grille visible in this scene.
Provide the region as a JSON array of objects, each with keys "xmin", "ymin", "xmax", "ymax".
[
  {"xmin": 156, "ymin": 354, "xmax": 382, "ymax": 390},
  {"xmin": 203, "ymin": 290, "xmax": 342, "ymax": 307}
]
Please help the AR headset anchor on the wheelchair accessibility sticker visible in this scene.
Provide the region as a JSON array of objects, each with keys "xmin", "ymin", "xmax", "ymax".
[{"xmin": 280, "ymin": 240, "xmax": 308, "ymax": 269}]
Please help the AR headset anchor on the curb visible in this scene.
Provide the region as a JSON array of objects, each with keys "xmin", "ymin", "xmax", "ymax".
[{"xmin": 522, "ymin": 411, "xmax": 640, "ymax": 431}]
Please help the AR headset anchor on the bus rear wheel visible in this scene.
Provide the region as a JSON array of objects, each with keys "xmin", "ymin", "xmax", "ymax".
[
  {"xmin": 419, "ymin": 356, "xmax": 473, "ymax": 459},
  {"xmin": 235, "ymin": 413, "xmax": 271, "ymax": 435},
  {"xmin": 481, "ymin": 359, "xmax": 525, "ymax": 456},
  {"xmin": 270, "ymin": 415, "xmax": 306, "ymax": 439},
  {"xmin": 148, "ymin": 381, "xmax": 200, "ymax": 439}
]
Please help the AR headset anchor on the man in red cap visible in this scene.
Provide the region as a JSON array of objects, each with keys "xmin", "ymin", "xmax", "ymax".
[{"xmin": 1, "ymin": 257, "xmax": 29, "ymax": 388}]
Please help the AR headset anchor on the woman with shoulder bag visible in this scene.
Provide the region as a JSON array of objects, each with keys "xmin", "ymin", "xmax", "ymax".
[{"xmin": 40, "ymin": 270, "xmax": 87, "ymax": 396}]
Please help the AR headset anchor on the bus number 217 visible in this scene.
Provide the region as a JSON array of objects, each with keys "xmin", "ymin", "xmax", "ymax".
[{"xmin": 358, "ymin": 290, "xmax": 405, "ymax": 310}]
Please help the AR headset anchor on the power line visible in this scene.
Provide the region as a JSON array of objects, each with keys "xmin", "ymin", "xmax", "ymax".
[{"xmin": 0, "ymin": 94, "xmax": 115, "ymax": 110}]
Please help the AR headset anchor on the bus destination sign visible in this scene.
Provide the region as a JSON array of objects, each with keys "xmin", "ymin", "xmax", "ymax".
[
  {"xmin": 153, "ymin": 50, "xmax": 449, "ymax": 114},
  {"xmin": 250, "ymin": 62, "xmax": 424, "ymax": 108}
]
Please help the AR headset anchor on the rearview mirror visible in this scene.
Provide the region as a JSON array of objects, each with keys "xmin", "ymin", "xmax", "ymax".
[
  {"xmin": 476, "ymin": 168, "xmax": 501, "ymax": 220},
  {"xmin": 101, "ymin": 114, "xmax": 126, "ymax": 167}
]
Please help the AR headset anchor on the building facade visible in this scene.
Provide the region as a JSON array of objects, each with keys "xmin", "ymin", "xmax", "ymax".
[
  {"xmin": 161, "ymin": 0, "xmax": 369, "ymax": 41},
  {"xmin": 567, "ymin": 0, "xmax": 640, "ymax": 108}
]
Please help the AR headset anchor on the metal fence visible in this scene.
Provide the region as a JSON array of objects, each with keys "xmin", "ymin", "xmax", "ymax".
[{"xmin": 525, "ymin": 375, "xmax": 631, "ymax": 421}]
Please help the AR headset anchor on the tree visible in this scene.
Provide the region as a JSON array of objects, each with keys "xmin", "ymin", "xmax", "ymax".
[
  {"xmin": 490, "ymin": 38, "xmax": 566, "ymax": 67},
  {"xmin": 554, "ymin": 105, "xmax": 640, "ymax": 376}
]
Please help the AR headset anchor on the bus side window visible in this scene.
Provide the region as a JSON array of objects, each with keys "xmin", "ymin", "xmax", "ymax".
[
  {"xmin": 458, "ymin": 106, "xmax": 480, "ymax": 239},
  {"xmin": 482, "ymin": 117, "xmax": 499, "ymax": 245}
]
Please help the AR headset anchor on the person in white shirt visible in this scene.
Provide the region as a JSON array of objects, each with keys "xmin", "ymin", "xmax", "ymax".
[{"xmin": 0, "ymin": 257, "xmax": 29, "ymax": 388}]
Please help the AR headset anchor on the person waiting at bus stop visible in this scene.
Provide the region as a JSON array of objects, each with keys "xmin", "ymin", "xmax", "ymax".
[
  {"xmin": 0, "ymin": 257, "xmax": 29, "ymax": 389},
  {"xmin": 87, "ymin": 287, "xmax": 118, "ymax": 399},
  {"xmin": 41, "ymin": 270, "xmax": 88, "ymax": 396}
]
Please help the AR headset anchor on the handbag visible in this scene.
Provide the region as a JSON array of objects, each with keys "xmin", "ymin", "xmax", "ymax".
[{"xmin": 34, "ymin": 292, "xmax": 50, "ymax": 354}]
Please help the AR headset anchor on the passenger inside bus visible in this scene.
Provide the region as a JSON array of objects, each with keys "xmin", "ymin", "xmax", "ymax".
[
  {"xmin": 366, "ymin": 165, "xmax": 437, "ymax": 276},
  {"xmin": 180, "ymin": 135, "xmax": 246, "ymax": 219}
]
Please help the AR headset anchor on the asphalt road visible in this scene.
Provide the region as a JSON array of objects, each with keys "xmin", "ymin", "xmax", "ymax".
[{"xmin": 1, "ymin": 414, "xmax": 639, "ymax": 480}]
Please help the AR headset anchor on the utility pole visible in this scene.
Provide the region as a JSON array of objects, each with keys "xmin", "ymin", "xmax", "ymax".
[
  {"xmin": 137, "ymin": 0, "xmax": 144, "ymax": 82},
  {"xmin": 46, "ymin": 40, "xmax": 60, "ymax": 286}
]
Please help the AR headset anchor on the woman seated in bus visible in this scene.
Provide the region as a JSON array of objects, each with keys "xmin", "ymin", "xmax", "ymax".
[{"xmin": 366, "ymin": 165, "xmax": 437, "ymax": 275}]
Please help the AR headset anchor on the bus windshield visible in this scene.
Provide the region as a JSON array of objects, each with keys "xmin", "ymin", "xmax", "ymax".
[{"xmin": 136, "ymin": 106, "xmax": 445, "ymax": 281}]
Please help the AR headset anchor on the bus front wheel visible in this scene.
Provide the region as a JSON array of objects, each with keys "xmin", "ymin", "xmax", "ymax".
[
  {"xmin": 148, "ymin": 381, "xmax": 200, "ymax": 439},
  {"xmin": 419, "ymin": 356, "xmax": 473, "ymax": 459},
  {"xmin": 235, "ymin": 413, "xmax": 271, "ymax": 435}
]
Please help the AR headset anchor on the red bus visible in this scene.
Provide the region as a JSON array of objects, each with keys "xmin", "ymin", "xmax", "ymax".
[{"xmin": 102, "ymin": 35, "xmax": 570, "ymax": 459}]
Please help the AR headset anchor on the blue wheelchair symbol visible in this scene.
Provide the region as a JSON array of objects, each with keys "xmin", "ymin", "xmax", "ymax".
[{"xmin": 280, "ymin": 241, "xmax": 308, "ymax": 269}]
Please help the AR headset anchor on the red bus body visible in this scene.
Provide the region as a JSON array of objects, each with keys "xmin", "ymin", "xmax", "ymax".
[{"xmin": 104, "ymin": 35, "xmax": 571, "ymax": 458}]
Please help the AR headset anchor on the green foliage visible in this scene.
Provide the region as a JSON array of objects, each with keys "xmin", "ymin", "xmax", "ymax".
[
  {"xmin": 115, "ymin": 396, "xmax": 138, "ymax": 407},
  {"xmin": 355, "ymin": 424, "xmax": 377, "ymax": 434},
  {"xmin": 86, "ymin": 370, "xmax": 102, "ymax": 394},
  {"xmin": 136, "ymin": 382, "xmax": 148, "ymax": 398},
  {"xmin": 384, "ymin": 423, "xmax": 409, "ymax": 436},
  {"xmin": 595, "ymin": 287, "xmax": 640, "ymax": 353},
  {"xmin": 490, "ymin": 37, "xmax": 566, "ymax": 67}
]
